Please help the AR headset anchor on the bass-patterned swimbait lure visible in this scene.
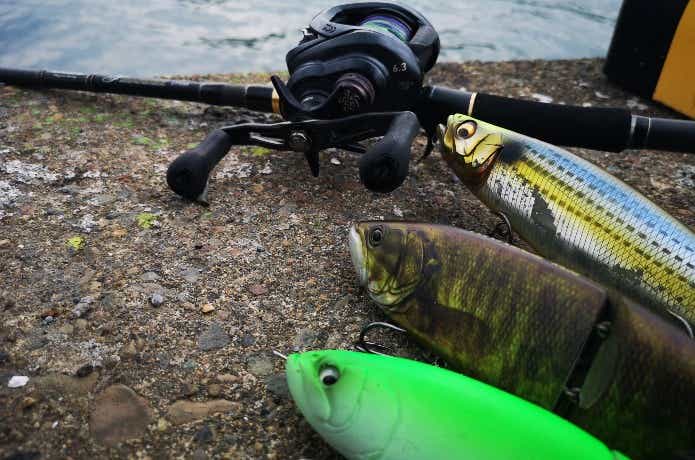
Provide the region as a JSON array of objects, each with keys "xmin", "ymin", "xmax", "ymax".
[
  {"xmin": 349, "ymin": 222, "xmax": 695, "ymax": 460},
  {"xmin": 286, "ymin": 350, "xmax": 629, "ymax": 460},
  {"xmin": 437, "ymin": 114, "xmax": 695, "ymax": 324}
]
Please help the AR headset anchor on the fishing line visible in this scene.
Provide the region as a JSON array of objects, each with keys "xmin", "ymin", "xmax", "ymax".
[{"xmin": 358, "ymin": 13, "xmax": 413, "ymax": 42}]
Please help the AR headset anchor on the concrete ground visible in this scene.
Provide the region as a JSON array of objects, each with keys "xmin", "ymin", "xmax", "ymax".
[{"xmin": 0, "ymin": 59, "xmax": 693, "ymax": 459}]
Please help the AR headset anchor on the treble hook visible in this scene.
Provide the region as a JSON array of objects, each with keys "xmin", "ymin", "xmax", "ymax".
[
  {"xmin": 668, "ymin": 310, "xmax": 694, "ymax": 340},
  {"xmin": 488, "ymin": 211, "xmax": 514, "ymax": 245},
  {"xmin": 354, "ymin": 321, "xmax": 406, "ymax": 355},
  {"xmin": 416, "ymin": 130, "xmax": 438, "ymax": 164}
]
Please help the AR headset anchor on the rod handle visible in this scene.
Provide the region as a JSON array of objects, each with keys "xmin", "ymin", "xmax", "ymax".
[
  {"xmin": 424, "ymin": 86, "xmax": 695, "ymax": 154},
  {"xmin": 425, "ymin": 87, "xmax": 632, "ymax": 152}
]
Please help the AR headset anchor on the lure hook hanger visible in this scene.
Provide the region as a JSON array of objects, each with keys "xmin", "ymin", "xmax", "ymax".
[
  {"xmin": 354, "ymin": 321, "xmax": 407, "ymax": 356},
  {"xmin": 272, "ymin": 350, "xmax": 288, "ymax": 361},
  {"xmin": 488, "ymin": 211, "xmax": 514, "ymax": 245}
]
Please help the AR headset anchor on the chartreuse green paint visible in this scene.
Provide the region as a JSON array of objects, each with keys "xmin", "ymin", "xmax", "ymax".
[{"xmin": 286, "ymin": 350, "xmax": 628, "ymax": 460}]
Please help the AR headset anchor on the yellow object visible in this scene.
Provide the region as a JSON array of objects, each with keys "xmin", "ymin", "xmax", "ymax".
[
  {"xmin": 653, "ymin": 1, "xmax": 695, "ymax": 117},
  {"xmin": 136, "ymin": 212, "xmax": 158, "ymax": 229},
  {"xmin": 66, "ymin": 236, "xmax": 86, "ymax": 250},
  {"xmin": 272, "ymin": 89, "xmax": 281, "ymax": 114}
]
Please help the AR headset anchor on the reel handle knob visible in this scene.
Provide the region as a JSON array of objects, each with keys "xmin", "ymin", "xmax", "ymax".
[
  {"xmin": 166, "ymin": 129, "xmax": 234, "ymax": 202},
  {"xmin": 359, "ymin": 111, "xmax": 420, "ymax": 193}
]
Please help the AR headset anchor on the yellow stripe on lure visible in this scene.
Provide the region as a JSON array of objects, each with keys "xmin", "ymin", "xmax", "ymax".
[{"xmin": 438, "ymin": 114, "xmax": 695, "ymax": 324}]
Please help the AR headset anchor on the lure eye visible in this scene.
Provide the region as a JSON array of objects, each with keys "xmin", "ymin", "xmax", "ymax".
[
  {"xmin": 319, "ymin": 366, "xmax": 340, "ymax": 386},
  {"xmin": 369, "ymin": 227, "xmax": 384, "ymax": 246},
  {"xmin": 456, "ymin": 120, "xmax": 477, "ymax": 139}
]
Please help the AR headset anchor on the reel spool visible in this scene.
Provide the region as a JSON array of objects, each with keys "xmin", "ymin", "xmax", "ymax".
[
  {"xmin": 359, "ymin": 13, "xmax": 414, "ymax": 42},
  {"xmin": 279, "ymin": 2, "xmax": 440, "ymax": 119}
]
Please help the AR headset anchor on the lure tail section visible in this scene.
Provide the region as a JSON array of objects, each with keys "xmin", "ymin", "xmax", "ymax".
[{"xmin": 561, "ymin": 295, "xmax": 695, "ymax": 460}]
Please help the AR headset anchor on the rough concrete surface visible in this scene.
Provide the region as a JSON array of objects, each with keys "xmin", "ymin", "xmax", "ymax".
[{"xmin": 0, "ymin": 59, "xmax": 693, "ymax": 459}]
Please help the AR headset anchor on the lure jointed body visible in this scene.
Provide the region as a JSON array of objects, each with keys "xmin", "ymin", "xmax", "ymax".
[
  {"xmin": 286, "ymin": 350, "xmax": 628, "ymax": 460},
  {"xmin": 349, "ymin": 221, "xmax": 695, "ymax": 460},
  {"xmin": 438, "ymin": 114, "xmax": 695, "ymax": 324},
  {"xmin": 350, "ymin": 222, "xmax": 606, "ymax": 409}
]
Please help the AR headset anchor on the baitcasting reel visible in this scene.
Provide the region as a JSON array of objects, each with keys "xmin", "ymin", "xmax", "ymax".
[
  {"xmin": 278, "ymin": 2, "xmax": 439, "ymax": 119},
  {"xmin": 168, "ymin": 2, "xmax": 442, "ymax": 201}
]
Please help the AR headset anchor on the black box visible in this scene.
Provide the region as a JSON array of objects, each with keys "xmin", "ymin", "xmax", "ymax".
[{"xmin": 604, "ymin": 0, "xmax": 695, "ymax": 118}]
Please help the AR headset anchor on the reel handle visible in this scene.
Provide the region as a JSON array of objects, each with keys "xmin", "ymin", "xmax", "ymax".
[
  {"xmin": 359, "ymin": 111, "xmax": 420, "ymax": 193},
  {"xmin": 166, "ymin": 111, "xmax": 421, "ymax": 202},
  {"xmin": 166, "ymin": 129, "xmax": 234, "ymax": 202}
]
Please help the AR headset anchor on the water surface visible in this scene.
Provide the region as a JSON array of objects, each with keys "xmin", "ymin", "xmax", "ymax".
[{"xmin": 0, "ymin": 0, "xmax": 621, "ymax": 76}]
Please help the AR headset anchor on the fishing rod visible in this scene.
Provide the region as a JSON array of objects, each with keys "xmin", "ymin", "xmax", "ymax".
[{"xmin": 2, "ymin": 2, "xmax": 694, "ymax": 203}]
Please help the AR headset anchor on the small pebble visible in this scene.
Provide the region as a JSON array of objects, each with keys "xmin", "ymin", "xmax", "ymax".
[
  {"xmin": 157, "ymin": 417, "xmax": 169, "ymax": 432},
  {"xmin": 75, "ymin": 363, "xmax": 94, "ymax": 378},
  {"xmin": 248, "ymin": 284, "xmax": 268, "ymax": 296},
  {"xmin": 181, "ymin": 267, "xmax": 201, "ymax": 283},
  {"xmin": 207, "ymin": 383, "xmax": 222, "ymax": 397},
  {"xmin": 121, "ymin": 341, "xmax": 137, "ymax": 358},
  {"xmin": 246, "ymin": 354, "xmax": 275, "ymax": 377},
  {"xmin": 8, "ymin": 375, "xmax": 29, "ymax": 388},
  {"xmin": 200, "ymin": 303, "xmax": 215, "ymax": 314},
  {"xmin": 198, "ymin": 323, "xmax": 230, "ymax": 351},
  {"xmin": 217, "ymin": 373, "xmax": 239, "ymax": 383},
  {"xmin": 265, "ymin": 374, "xmax": 290, "ymax": 399},
  {"xmin": 531, "ymin": 93, "xmax": 553, "ymax": 103},
  {"xmin": 294, "ymin": 328, "xmax": 319, "ymax": 350},
  {"xmin": 72, "ymin": 296, "xmax": 94, "ymax": 318},
  {"xmin": 72, "ymin": 302, "xmax": 91, "ymax": 318},
  {"xmin": 241, "ymin": 334, "xmax": 255, "ymax": 347},
  {"xmin": 251, "ymin": 183, "xmax": 264, "ymax": 193},
  {"xmin": 150, "ymin": 293, "xmax": 164, "ymax": 307},
  {"xmin": 140, "ymin": 271, "xmax": 160, "ymax": 282},
  {"xmin": 20, "ymin": 396, "xmax": 38, "ymax": 409},
  {"xmin": 182, "ymin": 382, "xmax": 198, "ymax": 397},
  {"xmin": 26, "ymin": 335, "xmax": 48, "ymax": 351},
  {"xmin": 194, "ymin": 425, "xmax": 214, "ymax": 444}
]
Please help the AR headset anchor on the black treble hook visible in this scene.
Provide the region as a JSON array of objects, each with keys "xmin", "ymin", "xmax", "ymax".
[
  {"xmin": 488, "ymin": 211, "xmax": 514, "ymax": 245},
  {"xmin": 354, "ymin": 321, "xmax": 406, "ymax": 355}
]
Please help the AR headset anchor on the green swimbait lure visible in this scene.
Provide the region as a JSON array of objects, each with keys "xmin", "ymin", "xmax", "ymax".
[
  {"xmin": 349, "ymin": 221, "xmax": 695, "ymax": 460},
  {"xmin": 287, "ymin": 350, "xmax": 628, "ymax": 460},
  {"xmin": 437, "ymin": 114, "xmax": 695, "ymax": 324}
]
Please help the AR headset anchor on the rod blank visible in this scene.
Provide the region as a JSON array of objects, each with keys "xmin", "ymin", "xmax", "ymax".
[{"xmin": 0, "ymin": 67, "xmax": 275, "ymax": 112}]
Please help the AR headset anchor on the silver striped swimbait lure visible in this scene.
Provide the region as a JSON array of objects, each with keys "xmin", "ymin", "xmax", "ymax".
[{"xmin": 437, "ymin": 114, "xmax": 695, "ymax": 325}]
